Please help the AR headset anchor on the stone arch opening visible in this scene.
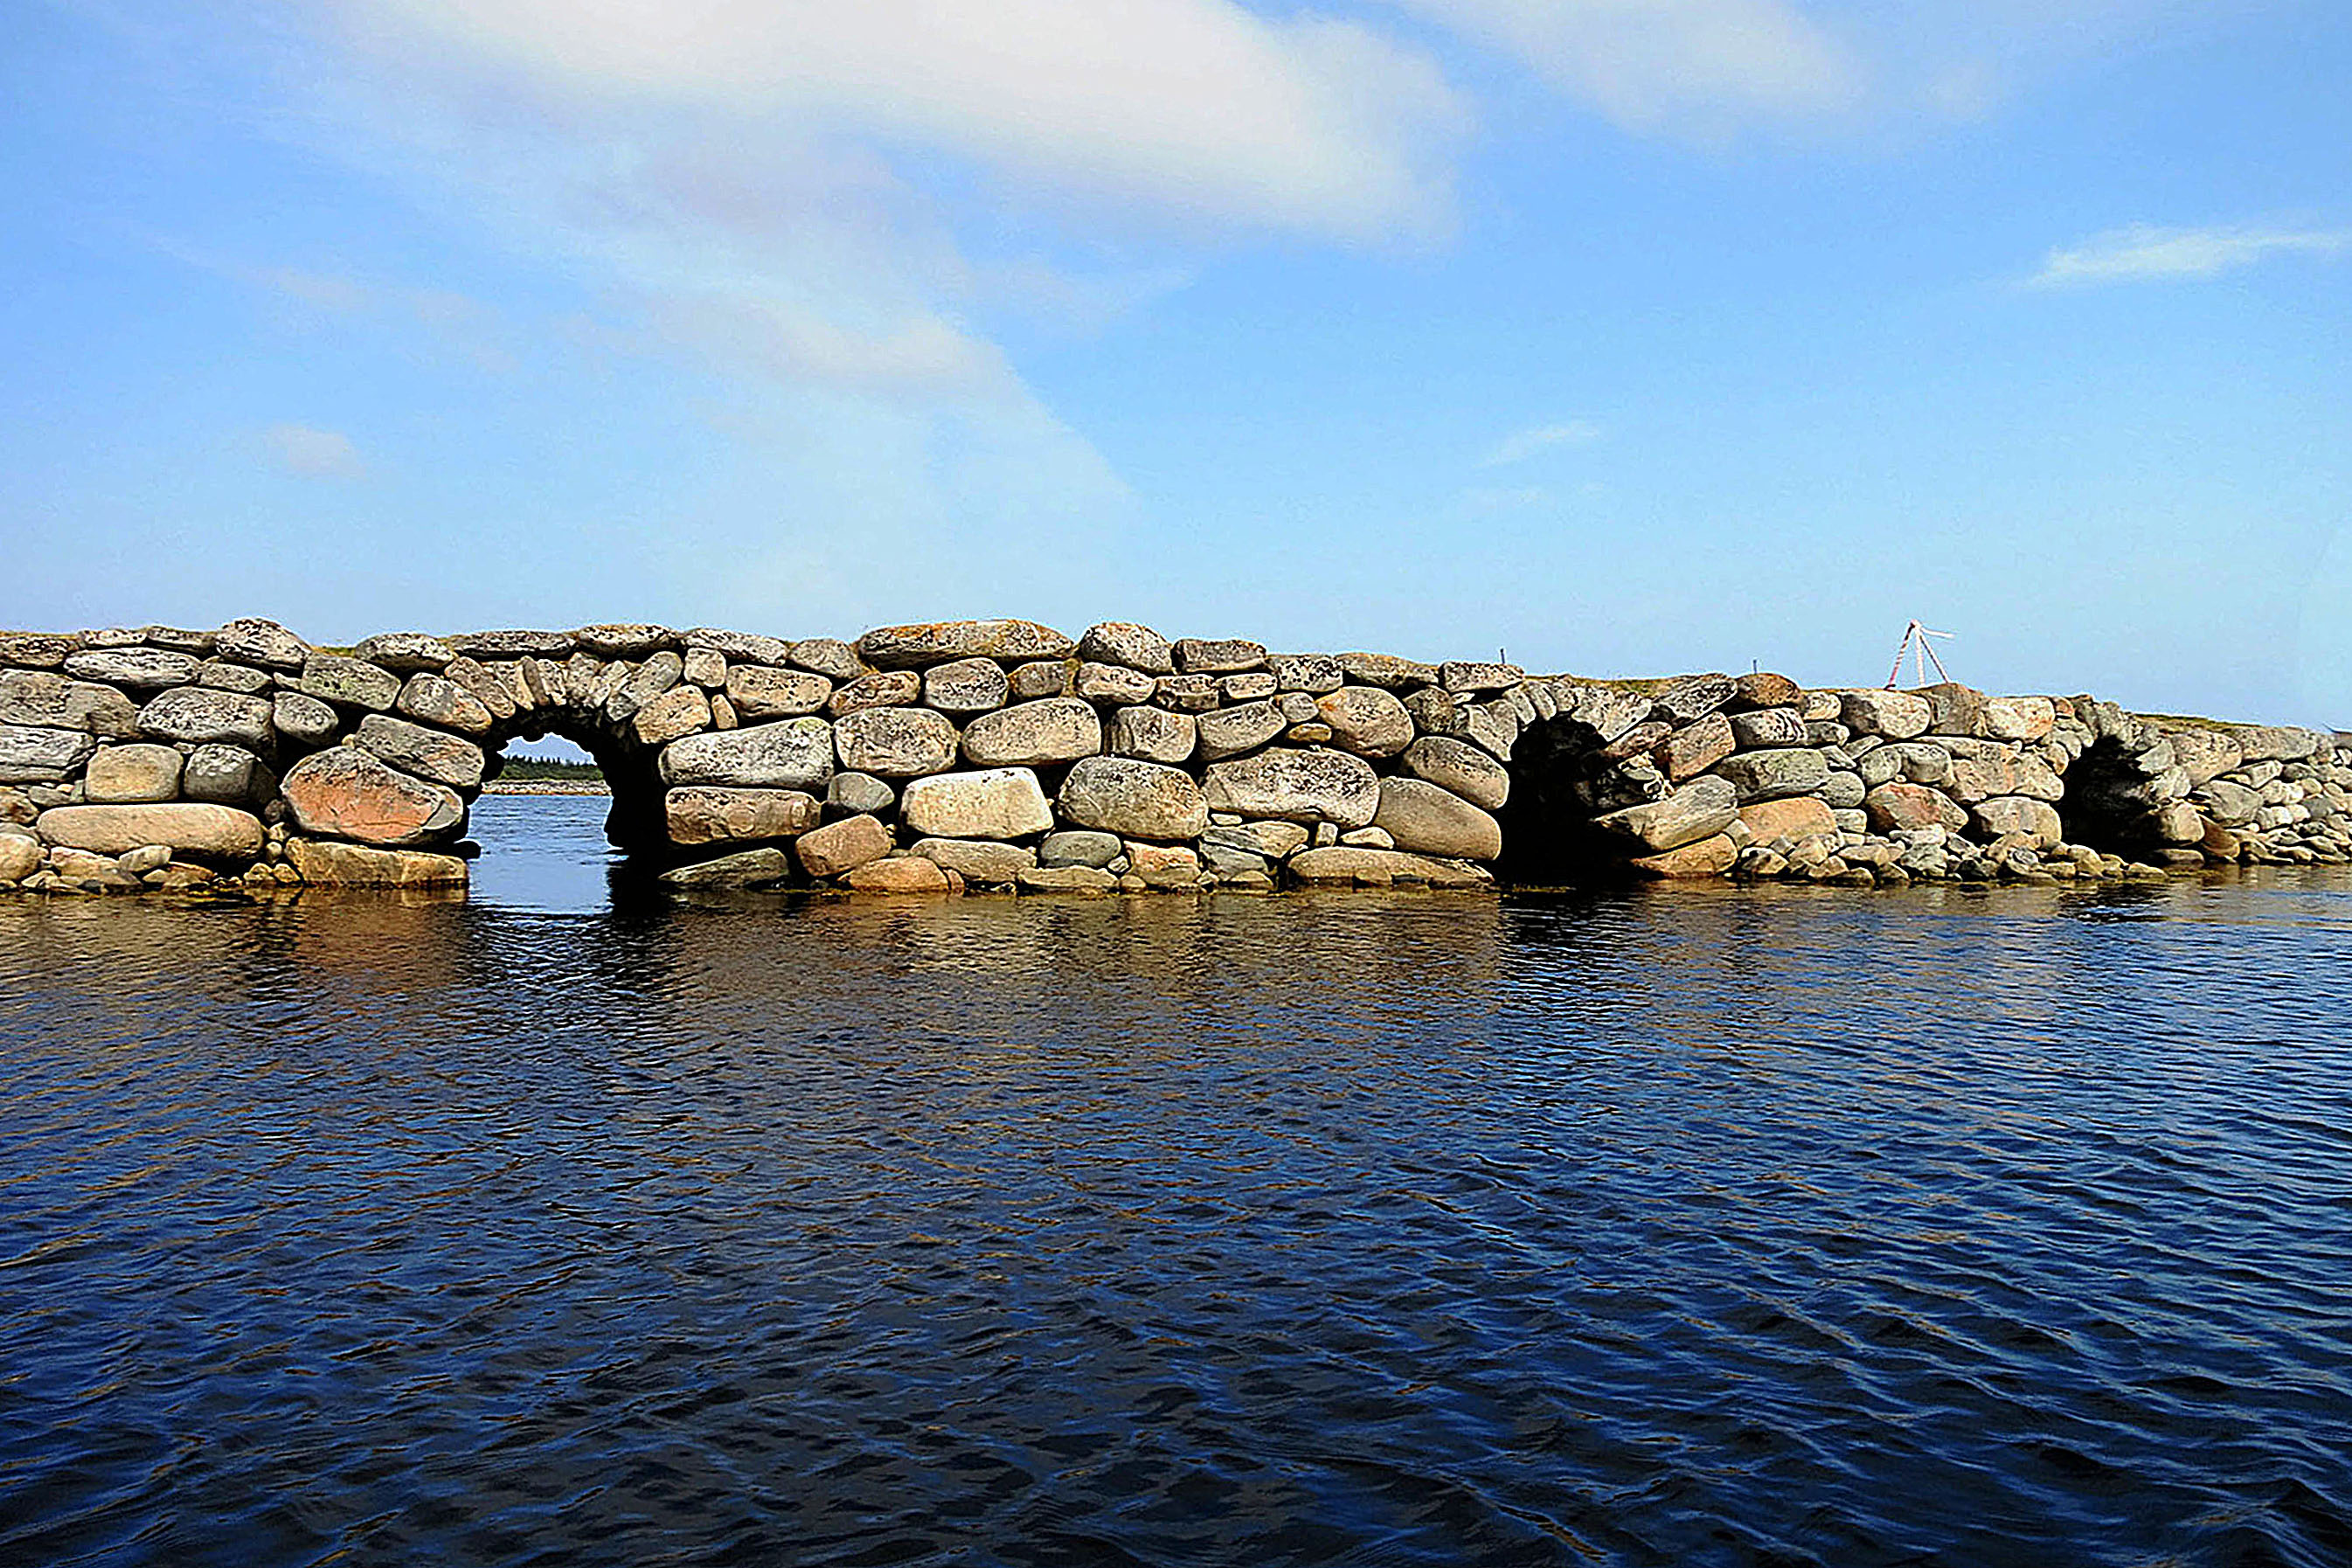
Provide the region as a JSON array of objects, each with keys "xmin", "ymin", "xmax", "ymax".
[
  {"xmin": 2059, "ymin": 735, "xmax": 2176, "ymax": 857},
  {"xmin": 1495, "ymin": 711, "xmax": 1658, "ymax": 884}
]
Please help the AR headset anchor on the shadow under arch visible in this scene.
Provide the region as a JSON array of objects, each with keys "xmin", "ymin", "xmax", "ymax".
[{"xmin": 1494, "ymin": 713, "xmax": 1655, "ymax": 885}]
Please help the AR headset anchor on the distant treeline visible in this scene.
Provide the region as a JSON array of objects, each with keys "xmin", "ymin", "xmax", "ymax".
[{"xmin": 499, "ymin": 756, "xmax": 606, "ymax": 781}]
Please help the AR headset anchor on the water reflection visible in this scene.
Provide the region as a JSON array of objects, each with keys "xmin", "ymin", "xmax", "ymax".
[{"xmin": 2, "ymin": 804, "xmax": 2349, "ymax": 1567}]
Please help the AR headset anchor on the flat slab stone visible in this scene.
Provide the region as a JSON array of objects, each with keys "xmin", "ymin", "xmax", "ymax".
[
  {"xmin": 138, "ymin": 687, "xmax": 274, "ymax": 749},
  {"xmin": 1371, "ymin": 777, "xmax": 1502, "ymax": 861},
  {"xmin": 37, "ymin": 802, "xmax": 264, "ymax": 857},
  {"xmin": 1202, "ymin": 748, "xmax": 1379, "ymax": 829},
  {"xmin": 0, "ymin": 724, "xmax": 98, "ymax": 783},
  {"xmin": 664, "ymin": 787, "xmax": 822, "ymax": 845},
  {"xmin": 857, "ymin": 621, "xmax": 1075, "ymax": 670},
  {"xmin": 286, "ymin": 839, "xmax": 468, "ymax": 886},
  {"xmin": 658, "ymin": 847, "xmax": 793, "ymax": 888},
  {"xmin": 661, "ymin": 718, "xmax": 835, "ymax": 790}
]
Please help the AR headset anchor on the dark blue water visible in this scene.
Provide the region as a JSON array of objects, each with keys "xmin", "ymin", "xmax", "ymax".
[{"xmin": 4, "ymin": 796, "xmax": 2350, "ymax": 1566}]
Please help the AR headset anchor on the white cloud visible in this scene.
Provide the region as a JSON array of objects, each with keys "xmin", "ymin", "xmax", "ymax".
[
  {"xmin": 1481, "ymin": 420, "xmax": 1602, "ymax": 467},
  {"xmin": 263, "ymin": 423, "xmax": 366, "ymax": 478},
  {"xmin": 345, "ymin": 0, "xmax": 1467, "ymax": 241},
  {"xmin": 1394, "ymin": 0, "xmax": 1863, "ymax": 134},
  {"xmin": 2030, "ymin": 223, "xmax": 2352, "ymax": 287}
]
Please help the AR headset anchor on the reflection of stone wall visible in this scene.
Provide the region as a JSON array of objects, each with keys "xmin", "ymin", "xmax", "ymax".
[{"xmin": 3, "ymin": 617, "xmax": 2346, "ymax": 898}]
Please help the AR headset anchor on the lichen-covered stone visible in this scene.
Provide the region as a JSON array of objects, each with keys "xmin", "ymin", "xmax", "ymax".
[
  {"xmin": 1076, "ymin": 623, "xmax": 1174, "ymax": 675},
  {"xmin": 213, "ymin": 618, "xmax": 309, "ymax": 670},
  {"xmin": 397, "ymin": 673, "xmax": 496, "ymax": 736},
  {"xmin": 354, "ymin": 633, "xmax": 457, "ymax": 673},
  {"xmin": 1196, "ymin": 700, "xmax": 1287, "ymax": 761},
  {"xmin": 1172, "ymin": 638, "xmax": 1266, "ymax": 675},
  {"xmin": 1593, "ymin": 776, "xmax": 1737, "ymax": 852},
  {"xmin": 858, "ymin": 621, "xmax": 1075, "ymax": 670},
  {"xmin": 62, "ymin": 648, "xmax": 198, "ymax": 689},
  {"xmin": 632, "ymin": 684, "xmax": 712, "ymax": 746},
  {"xmin": 1202, "ymin": 748, "xmax": 1378, "ymax": 829},
  {"xmin": 662, "ymin": 718, "xmax": 835, "ymax": 790},
  {"xmin": 288, "ymin": 655, "xmax": 403, "ymax": 713},
  {"xmin": 923, "ymin": 657, "xmax": 1012, "ymax": 714},
  {"xmin": 0, "ymin": 670, "xmax": 140, "ymax": 737},
  {"xmin": 827, "ymin": 670, "xmax": 922, "ymax": 718},
  {"xmin": 1710, "ymin": 747, "xmax": 1831, "ymax": 802},
  {"xmin": 138, "ymin": 687, "xmax": 274, "ymax": 749},
  {"xmin": 183, "ymin": 744, "xmax": 274, "ymax": 807},
  {"xmin": 1840, "ymin": 690, "xmax": 1933, "ymax": 739},
  {"xmin": 273, "ymin": 691, "xmax": 340, "ymax": 747},
  {"xmin": 357, "ymin": 713, "xmax": 488, "ymax": 789},
  {"xmin": 1315, "ymin": 686, "xmax": 1413, "ymax": 758},
  {"xmin": 1058, "ymin": 757, "xmax": 1211, "ymax": 841},
  {"xmin": 960, "ymin": 698, "xmax": 1100, "ymax": 768},
  {"xmin": 1400, "ymin": 735, "xmax": 1509, "ymax": 810}
]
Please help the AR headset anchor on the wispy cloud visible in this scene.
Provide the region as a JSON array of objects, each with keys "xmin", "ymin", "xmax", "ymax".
[
  {"xmin": 2030, "ymin": 223, "xmax": 2352, "ymax": 287},
  {"xmin": 262, "ymin": 423, "xmax": 366, "ymax": 479},
  {"xmin": 1480, "ymin": 420, "xmax": 1601, "ymax": 468}
]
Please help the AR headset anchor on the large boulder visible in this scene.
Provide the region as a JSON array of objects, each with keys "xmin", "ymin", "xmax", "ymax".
[
  {"xmin": 660, "ymin": 718, "xmax": 835, "ymax": 790},
  {"xmin": 725, "ymin": 666, "xmax": 833, "ymax": 720},
  {"xmin": 1196, "ymin": 700, "xmax": 1287, "ymax": 761},
  {"xmin": 923, "ymin": 657, "xmax": 1011, "ymax": 714},
  {"xmin": 281, "ymin": 747, "xmax": 464, "ymax": 847},
  {"xmin": 1628, "ymin": 833, "xmax": 1738, "ymax": 879},
  {"xmin": 1202, "ymin": 747, "xmax": 1379, "ymax": 829},
  {"xmin": 1839, "ymin": 690, "xmax": 1932, "ymax": 739},
  {"xmin": 1315, "ymin": 686, "xmax": 1413, "ymax": 758},
  {"xmin": 1864, "ymin": 782, "xmax": 1968, "ymax": 835},
  {"xmin": 353, "ymin": 632, "xmax": 456, "ymax": 673},
  {"xmin": 356, "ymin": 714, "xmax": 487, "ymax": 790},
  {"xmin": 212, "ymin": 618, "xmax": 308, "ymax": 670},
  {"xmin": 913, "ymin": 838, "xmax": 1036, "ymax": 885},
  {"xmin": 0, "ymin": 728, "xmax": 93, "ymax": 789},
  {"xmin": 0, "ymin": 670, "xmax": 139, "ymax": 736},
  {"xmin": 1076, "ymin": 623, "xmax": 1174, "ymax": 675},
  {"xmin": 1972, "ymin": 795, "xmax": 2063, "ymax": 849},
  {"xmin": 137, "ymin": 687, "xmax": 274, "ymax": 749},
  {"xmin": 1108, "ymin": 705, "xmax": 1196, "ymax": 764},
  {"xmin": 1286, "ymin": 846, "xmax": 1492, "ymax": 887},
  {"xmin": 663, "ymin": 787, "xmax": 822, "ymax": 845},
  {"xmin": 1652, "ymin": 712, "xmax": 1735, "ymax": 781},
  {"xmin": 901, "ymin": 767, "xmax": 1054, "ymax": 839},
  {"xmin": 658, "ymin": 847, "xmax": 793, "ymax": 888},
  {"xmin": 396, "ymin": 674, "xmax": 496, "ymax": 736},
  {"xmin": 1737, "ymin": 796, "xmax": 1836, "ymax": 843},
  {"xmin": 61, "ymin": 648, "xmax": 198, "ymax": 689},
  {"xmin": 959, "ymin": 697, "xmax": 1100, "ymax": 768},
  {"xmin": 286, "ymin": 840, "xmax": 468, "ymax": 886},
  {"xmin": 796, "ymin": 814, "xmax": 892, "ymax": 877},
  {"xmin": 1058, "ymin": 757, "xmax": 1211, "ymax": 841},
  {"xmin": 1371, "ymin": 778, "xmax": 1502, "ymax": 860},
  {"xmin": 288, "ymin": 654, "xmax": 402, "ymax": 712},
  {"xmin": 183, "ymin": 745, "xmax": 274, "ymax": 807},
  {"xmin": 36, "ymin": 802, "xmax": 264, "ymax": 857},
  {"xmin": 1727, "ymin": 708, "xmax": 1807, "ymax": 750},
  {"xmin": 1710, "ymin": 748, "xmax": 1831, "ymax": 801},
  {"xmin": 1592, "ymin": 776, "xmax": 1738, "ymax": 851},
  {"xmin": 857, "ymin": 621, "xmax": 1075, "ymax": 670},
  {"xmin": 1399, "ymin": 734, "xmax": 1509, "ymax": 810},
  {"xmin": 83, "ymin": 743, "xmax": 184, "ymax": 802}
]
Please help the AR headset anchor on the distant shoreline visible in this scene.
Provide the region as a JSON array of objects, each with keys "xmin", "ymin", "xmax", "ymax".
[{"xmin": 483, "ymin": 781, "xmax": 611, "ymax": 796}]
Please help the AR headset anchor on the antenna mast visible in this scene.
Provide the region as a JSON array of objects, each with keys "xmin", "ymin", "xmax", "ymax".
[{"xmin": 1884, "ymin": 621, "xmax": 1954, "ymax": 690}]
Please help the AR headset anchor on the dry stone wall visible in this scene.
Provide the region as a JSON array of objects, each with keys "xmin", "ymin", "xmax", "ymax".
[{"xmin": 3, "ymin": 618, "xmax": 2345, "ymax": 898}]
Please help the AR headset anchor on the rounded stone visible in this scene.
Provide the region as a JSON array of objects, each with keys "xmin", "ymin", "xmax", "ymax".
[
  {"xmin": 353, "ymin": 633, "xmax": 457, "ymax": 673},
  {"xmin": 212, "ymin": 619, "xmax": 309, "ymax": 670},
  {"xmin": 1057, "ymin": 757, "xmax": 1210, "ymax": 842},
  {"xmin": 84, "ymin": 744, "xmax": 184, "ymax": 803},
  {"xmin": 960, "ymin": 698, "xmax": 1101, "ymax": 768},
  {"xmin": 1076, "ymin": 623, "xmax": 1175, "ymax": 675},
  {"xmin": 0, "ymin": 833, "xmax": 43, "ymax": 882},
  {"xmin": 1195, "ymin": 700, "xmax": 1287, "ymax": 762},
  {"xmin": 356, "ymin": 713, "xmax": 489, "ymax": 790},
  {"xmin": 35, "ymin": 802, "xmax": 265, "ymax": 858},
  {"xmin": 1371, "ymin": 778, "xmax": 1502, "ymax": 860},
  {"xmin": 273, "ymin": 691, "xmax": 340, "ymax": 748},
  {"xmin": 796, "ymin": 813, "xmax": 893, "ymax": 877},
  {"xmin": 923, "ymin": 657, "xmax": 1012, "ymax": 714},
  {"xmin": 725, "ymin": 666, "xmax": 832, "ymax": 720},
  {"xmin": 664, "ymin": 787, "xmax": 822, "ymax": 845},
  {"xmin": 1399, "ymin": 735, "xmax": 1509, "ymax": 811},
  {"xmin": 841, "ymin": 856, "xmax": 954, "ymax": 893},
  {"xmin": 1039, "ymin": 829, "xmax": 1122, "ymax": 869},
  {"xmin": 1314, "ymin": 686, "xmax": 1414, "ymax": 759},
  {"xmin": 288, "ymin": 655, "xmax": 403, "ymax": 712},
  {"xmin": 1108, "ymin": 706, "xmax": 1196, "ymax": 764},
  {"xmin": 183, "ymin": 745, "xmax": 275, "ymax": 807},
  {"xmin": 1201, "ymin": 747, "xmax": 1379, "ymax": 829},
  {"xmin": 901, "ymin": 767, "xmax": 1054, "ymax": 839},
  {"xmin": 138, "ymin": 687, "xmax": 274, "ymax": 749},
  {"xmin": 828, "ymin": 772, "xmax": 895, "ymax": 815},
  {"xmin": 281, "ymin": 747, "xmax": 464, "ymax": 847},
  {"xmin": 662, "ymin": 719, "xmax": 836, "ymax": 790},
  {"xmin": 913, "ymin": 838, "xmax": 1037, "ymax": 885},
  {"xmin": 836, "ymin": 706, "xmax": 961, "ymax": 778}
]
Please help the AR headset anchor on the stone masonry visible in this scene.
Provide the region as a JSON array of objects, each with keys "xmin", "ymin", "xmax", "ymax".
[{"xmin": 2, "ymin": 618, "xmax": 2345, "ymax": 897}]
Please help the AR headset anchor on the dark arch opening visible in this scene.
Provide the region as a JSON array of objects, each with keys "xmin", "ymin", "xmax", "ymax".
[
  {"xmin": 476, "ymin": 721, "xmax": 670, "ymax": 861},
  {"xmin": 2058, "ymin": 736, "xmax": 2164, "ymax": 857},
  {"xmin": 1494, "ymin": 715, "xmax": 1654, "ymax": 885}
]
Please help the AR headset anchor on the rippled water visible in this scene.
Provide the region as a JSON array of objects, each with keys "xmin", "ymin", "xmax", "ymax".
[{"xmin": 5, "ymin": 798, "xmax": 2351, "ymax": 1566}]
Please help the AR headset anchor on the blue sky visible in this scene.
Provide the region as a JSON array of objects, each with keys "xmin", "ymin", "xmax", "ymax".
[{"xmin": 3, "ymin": 0, "xmax": 2346, "ymax": 725}]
